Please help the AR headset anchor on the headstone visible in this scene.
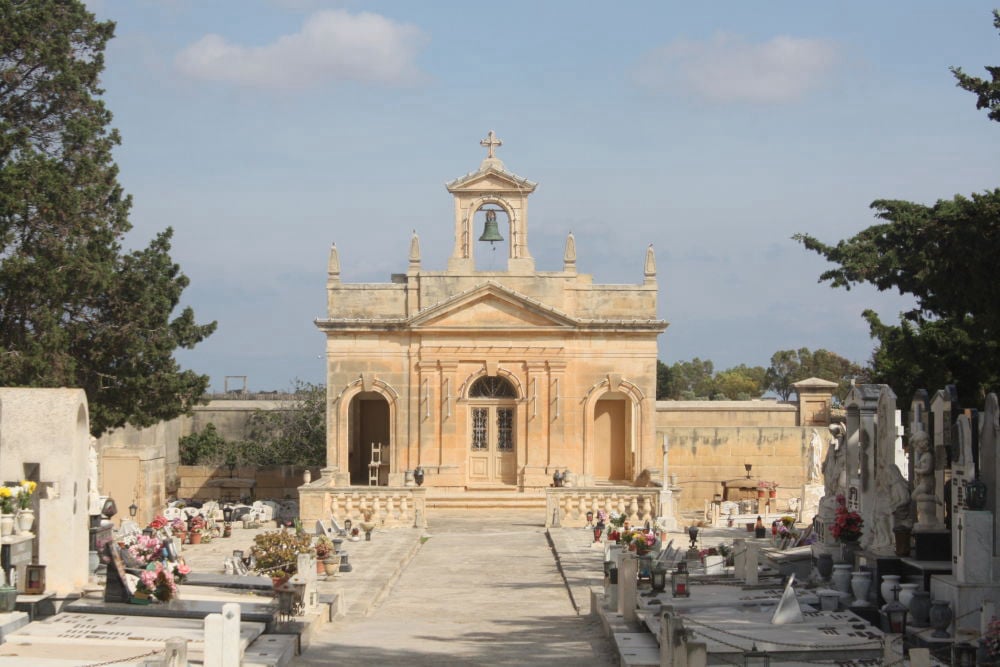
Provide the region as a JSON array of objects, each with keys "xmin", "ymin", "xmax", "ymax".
[
  {"xmin": 658, "ymin": 435, "xmax": 679, "ymax": 531},
  {"xmin": 800, "ymin": 429, "xmax": 825, "ymax": 524},
  {"xmin": 930, "ymin": 387, "xmax": 958, "ymax": 525},
  {"xmin": 733, "ymin": 538, "xmax": 746, "ymax": 579},
  {"xmin": 203, "ymin": 602, "xmax": 241, "ymax": 667},
  {"xmin": 745, "ymin": 542, "xmax": 759, "ymax": 585},
  {"xmin": 843, "ymin": 384, "xmax": 881, "ymax": 553},
  {"xmin": 619, "ymin": 554, "xmax": 638, "ymax": 624},
  {"xmin": 294, "ymin": 553, "xmax": 318, "ymax": 611},
  {"xmin": 952, "ymin": 414, "xmax": 976, "ymax": 564},
  {"xmin": 955, "ymin": 509, "xmax": 993, "ymax": 584},
  {"xmin": 0, "ymin": 389, "xmax": 91, "ymax": 596},
  {"xmin": 980, "ymin": 393, "xmax": 1000, "ymax": 570}
]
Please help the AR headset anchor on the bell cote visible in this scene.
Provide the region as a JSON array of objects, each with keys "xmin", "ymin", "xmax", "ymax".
[{"xmin": 446, "ymin": 131, "xmax": 537, "ymax": 274}]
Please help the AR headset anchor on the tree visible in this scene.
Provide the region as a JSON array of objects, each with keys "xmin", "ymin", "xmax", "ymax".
[
  {"xmin": 951, "ymin": 10, "xmax": 1000, "ymax": 122},
  {"xmin": 179, "ymin": 423, "xmax": 227, "ymax": 466},
  {"xmin": 714, "ymin": 364, "xmax": 768, "ymax": 400},
  {"xmin": 0, "ymin": 1, "xmax": 215, "ymax": 434},
  {"xmin": 661, "ymin": 358, "xmax": 716, "ymax": 400},
  {"xmin": 795, "ymin": 11, "xmax": 1000, "ymax": 403},
  {"xmin": 656, "ymin": 360, "xmax": 672, "ymax": 400},
  {"xmin": 766, "ymin": 348, "xmax": 866, "ymax": 401},
  {"xmin": 240, "ymin": 382, "xmax": 326, "ymax": 466}
]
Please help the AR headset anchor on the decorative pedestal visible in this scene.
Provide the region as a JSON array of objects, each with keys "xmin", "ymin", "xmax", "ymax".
[
  {"xmin": 912, "ymin": 529, "xmax": 950, "ymax": 561},
  {"xmin": 929, "ymin": 574, "xmax": 1000, "ymax": 635}
]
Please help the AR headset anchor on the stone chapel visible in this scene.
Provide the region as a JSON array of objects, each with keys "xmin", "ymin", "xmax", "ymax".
[{"xmin": 314, "ymin": 132, "xmax": 666, "ymax": 493}]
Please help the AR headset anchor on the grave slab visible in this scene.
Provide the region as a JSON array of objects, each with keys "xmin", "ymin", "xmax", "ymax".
[
  {"xmin": 5, "ymin": 611, "xmax": 264, "ymax": 650},
  {"xmin": 64, "ymin": 596, "xmax": 278, "ymax": 630},
  {"xmin": 0, "ymin": 611, "xmax": 28, "ymax": 641},
  {"xmin": 184, "ymin": 572, "xmax": 274, "ymax": 591}
]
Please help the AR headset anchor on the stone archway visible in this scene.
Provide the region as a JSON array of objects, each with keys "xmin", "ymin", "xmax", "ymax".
[
  {"xmin": 347, "ymin": 391, "xmax": 390, "ymax": 486},
  {"xmin": 593, "ymin": 393, "xmax": 631, "ymax": 482}
]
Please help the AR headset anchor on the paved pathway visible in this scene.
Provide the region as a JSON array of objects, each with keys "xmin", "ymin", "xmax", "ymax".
[{"xmin": 293, "ymin": 513, "xmax": 617, "ymax": 666}]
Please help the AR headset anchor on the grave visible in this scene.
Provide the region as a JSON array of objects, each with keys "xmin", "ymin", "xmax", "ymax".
[{"xmin": 0, "ymin": 389, "xmax": 90, "ymax": 599}]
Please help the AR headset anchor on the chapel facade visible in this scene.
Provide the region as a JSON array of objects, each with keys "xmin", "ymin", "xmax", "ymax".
[{"xmin": 315, "ymin": 133, "xmax": 666, "ymax": 491}]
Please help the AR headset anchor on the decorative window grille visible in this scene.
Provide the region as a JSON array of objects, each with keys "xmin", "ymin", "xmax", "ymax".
[
  {"xmin": 471, "ymin": 408, "xmax": 488, "ymax": 450},
  {"xmin": 469, "ymin": 375, "xmax": 516, "ymax": 399},
  {"xmin": 497, "ymin": 408, "xmax": 513, "ymax": 451}
]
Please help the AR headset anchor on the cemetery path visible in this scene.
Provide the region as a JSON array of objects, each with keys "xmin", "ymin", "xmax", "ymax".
[{"xmin": 293, "ymin": 512, "xmax": 617, "ymax": 666}]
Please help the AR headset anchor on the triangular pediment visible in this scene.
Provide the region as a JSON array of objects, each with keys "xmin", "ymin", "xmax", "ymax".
[
  {"xmin": 410, "ymin": 282, "xmax": 574, "ymax": 329},
  {"xmin": 446, "ymin": 167, "xmax": 537, "ymax": 194}
]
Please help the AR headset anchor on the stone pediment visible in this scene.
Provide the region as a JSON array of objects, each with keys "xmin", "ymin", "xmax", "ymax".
[
  {"xmin": 409, "ymin": 283, "xmax": 574, "ymax": 330},
  {"xmin": 446, "ymin": 166, "xmax": 537, "ymax": 194}
]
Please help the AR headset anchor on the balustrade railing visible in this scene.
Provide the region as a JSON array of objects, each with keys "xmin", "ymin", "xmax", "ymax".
[
  {"xmin": 545, "ymin": 488, "xmax": 661, "ymax": 528},
  {"xmin": 299, "ymin": 487, "xmax": 427, "ymax": 528}
]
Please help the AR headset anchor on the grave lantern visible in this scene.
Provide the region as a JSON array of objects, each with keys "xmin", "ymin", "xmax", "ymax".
[
  {"xmin": 586, "ymin": 510, "xmax": 594, "ymax": 526},
  {"xmin": 687, "ymin": 525, "xmax": 699, "ymax": 549},
  {"xmin": 952, "ymin": 642, "xmax": 978, "ymax": 666},
  {"xmin": 671, "ymin": 561, "xmax": 690, "ymax": 597},
  {"xmin": 128, "ymin": 502, "xmax": 138, "ymax": 519},
  {"xmin": 222, "ymin": 505, "xmax": 234, "ymax": 523},
  {"xmin": 650, "ymin": 564, "xmax": 668, "ymax": 593},
  {"xmin": 743, "ymin": 643, "xmax": 770, "ymax": 667},
  {"xmin": 882, "ymin": 584, "xmax": 908, "ymax": 635}
]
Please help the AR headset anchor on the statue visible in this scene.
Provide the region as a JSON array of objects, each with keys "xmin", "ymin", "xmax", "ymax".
[
  {"xmin": 823, "ymin": 424, "xmax": 846, "ymax": 497},
  {"xmin": 886, "ymin": 464, "xmax": 913, "ymax": 531},
  {"xmin": 912, "ymin": 430, "xmax": 941, "ymax": 529},
  {"xmin": 808, "ymin": 429, "xmax": 823, "ymax": 483}
]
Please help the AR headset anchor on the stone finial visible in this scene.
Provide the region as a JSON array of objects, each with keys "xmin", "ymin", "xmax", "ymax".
[
  {"xmin": 644, "ymin": 244, "xmax": 656, "ymax": 278},
  {"xmin": 563, "ymin": 232, "xmax": 576, "ymax": 270},
  {"xmin": 409, "ymin": 230, "xmax": 421, "ymax": 268},
  {"xmin": 328, "ymin": 243, "xmax": 340, "ymax": 282}
]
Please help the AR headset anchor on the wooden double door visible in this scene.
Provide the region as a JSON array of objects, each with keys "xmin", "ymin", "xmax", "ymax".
[{"xmin": 468, "ymin": 403, "xmax": 517, "ymax": 485}]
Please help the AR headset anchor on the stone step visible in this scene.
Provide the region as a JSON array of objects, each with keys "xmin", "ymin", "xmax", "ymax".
[{"xmin": 425, "ymin": 490, "xmax": 548, "ymax": 510}]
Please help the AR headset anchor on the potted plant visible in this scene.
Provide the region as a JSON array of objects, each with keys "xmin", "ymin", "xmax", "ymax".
[
  {"xmin": 250, "ymin": 529, "xmax": 314, "ymax": 586},
  {"xmin": 0, "ymin": 487, "xmax": 15, "ymax": 537},
  {"xmin": 314, "ymin": 536, "xmax": 334, "ymax": 574},
  {"xmin": 832, "ymin": 494, "xmax": 863, "ymax": 543},
  {"xmin": 189, "ymin": 515, "xmax": 206, "ymax": 544},
  {"xmin": 15, "ymin": 480, "xmax": 36, "ymax": 534}
]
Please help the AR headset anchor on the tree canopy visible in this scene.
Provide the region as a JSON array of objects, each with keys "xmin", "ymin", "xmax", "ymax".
[
  {"xmin": 656, "ymin": 358, "xmax": 768, "ymax": 400},
  {"xmin": 765, "ymin": 348, "xmax": 866, "ymax": 402},
  {"xmin": 0, "ymin": 1, "xmax": 215, "ymax": 435},
  {"xmin": 795, "ymin": 10, "xmax": 1000, "ymax": 404}
]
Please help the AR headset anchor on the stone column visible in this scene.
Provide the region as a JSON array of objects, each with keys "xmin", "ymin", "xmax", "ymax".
[{"xmin": 619, "ymin": 554, "xmax": 638, "ymax": 623}]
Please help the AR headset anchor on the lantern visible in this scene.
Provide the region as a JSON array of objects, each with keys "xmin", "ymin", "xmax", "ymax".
[
  {"xmin": 651, "ymin": 565, "xmax": 668, "ymax": 593},
  {"xmin": 882, "ymin": 584, "xmax": 908, "ymax": 635},
  {"xmin": 671, "ymin": 561, "xmax": 690, "ymax": 597},
  {"xmin": 128, "ymin": 502, "xmax": 138, "ymax": 518},
  {"xmin": 586, "ymin": 511, "xmax": 594, "ymax": 526},
  {"xmin": 688, "ymin": 525, "xmax": 699, "ymax": 549},
  {"xmin": 744, "ymin": 643, "xmax": 770, "ymax": 667},
  {"xmin": 222, "ymin": 505, "xmax": 234, "ymax": 523},
  {"xmin": 952, "ymin": 643, "xmax": 978, "ymax": 666}
]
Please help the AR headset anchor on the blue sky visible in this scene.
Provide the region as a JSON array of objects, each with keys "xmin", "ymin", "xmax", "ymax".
[{"xmin": 87, "ymin": 1, "xmax": 1000, "ymax": 392}]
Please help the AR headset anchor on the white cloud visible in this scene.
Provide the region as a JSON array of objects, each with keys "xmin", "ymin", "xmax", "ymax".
[
  {"xmin": 175, "ymin": 9, "xmax": 426, "ymax": 89},
  {"xmin": 633, "ymin": 33, "xmax": 838, "ymax": 104}
]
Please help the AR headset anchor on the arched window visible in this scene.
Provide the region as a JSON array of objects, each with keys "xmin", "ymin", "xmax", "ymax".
[{"xmin": 468, "ymin": 375, "xmax": 517, "ymax": 399}]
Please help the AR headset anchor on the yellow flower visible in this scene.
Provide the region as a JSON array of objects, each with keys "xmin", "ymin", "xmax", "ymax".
[{"xmin": 0, "ymin": 488, "xmax": 10, "ymax": 499}]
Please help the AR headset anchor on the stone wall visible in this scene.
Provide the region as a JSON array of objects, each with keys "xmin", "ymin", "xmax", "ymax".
[
  {"xmin": 177, "ymin": 464, "xmax": 320, "ymax": 502},
  {"xmin": 656, "ymin": 426, "xmax": 811, "ymax": 513},
  {"xmin": 656, "ymin": 399, "xmax": 797, "ymax": 428}
]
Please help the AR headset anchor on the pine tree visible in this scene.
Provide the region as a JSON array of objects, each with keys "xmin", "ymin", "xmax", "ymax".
[{"xmin": 0, "ymin": 1, "xmax": 215, "ymax": 434}]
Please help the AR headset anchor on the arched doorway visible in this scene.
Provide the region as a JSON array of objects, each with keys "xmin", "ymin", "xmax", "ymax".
[
  {"xmin": 593, "ymin": 394, "xmax": 631, "ymax": 482},
  {"xmin": 348, "ymin": 391, "xmax": 390, "ymax": 485},
  {"xmin": 467, "ymin": 376, "xmax": 517, "ymax": 485}
]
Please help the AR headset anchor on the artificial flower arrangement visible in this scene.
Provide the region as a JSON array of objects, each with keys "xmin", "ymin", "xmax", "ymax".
[
  {"xmin": 0, "ymin": 487, "xmax": 13, "ymax": 515},
  {"xmin": 832, "ymin": 494, "xmax": 863, "ymax": 542},
  {"xmin": 16, "ymin": 481, "xmax": 36, "ymax": 510},
  {"xmin": 137, "ymin": 562, "xmax": 177, "ymax": 602},
  {"xmin": 984, "ymin": 616, "xmax": 1000, "ymax": 658}
]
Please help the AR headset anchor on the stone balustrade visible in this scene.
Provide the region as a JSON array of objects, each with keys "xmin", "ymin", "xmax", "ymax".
[
  {"xmin": 299, "ymin": 485, "xmax": 427, "ymax": 528},
  {"xmin": 545, "ymin": 487, "xmax": 661, "ymax": 528}
]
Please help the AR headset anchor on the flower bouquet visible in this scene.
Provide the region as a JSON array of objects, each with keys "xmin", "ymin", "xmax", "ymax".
[{"xmin": 832, "ymin": 494, "xmax": 863, "ymax": 542}]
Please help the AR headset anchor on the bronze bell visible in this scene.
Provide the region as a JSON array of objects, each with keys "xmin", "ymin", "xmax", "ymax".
[{"xmin": 478, "ymin": 209, "xmax": 504, "ymax": 243}]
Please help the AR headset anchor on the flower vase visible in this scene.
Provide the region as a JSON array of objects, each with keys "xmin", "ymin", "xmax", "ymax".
[
  {"xmin": 15, "ymin": 509, "xmax": 34, "ymax": 535},
  {"xmin": 831, "ymin": 564, "xmax": 852, "ymax": 594},
  {"xmin": 850, "ymin": 571, "xmax": 872, "ymax": 607},
  {"xmin": 909, "ymin": 591, "xmax": 931, "ymax": 627},
  {"xmin": 189, "ymin": 532, "xmax": 202, "ymax": 545},
  {"xmin": 897, "ymin": 583, "xmax": 918, "ymax": 609},
  {"xmin": 816, "ymin": 553, "xmax": 834, "ymax": 581},
  {"xmin": 323, "ymin": 556, "xmax": 341, "ymax": 577},
  {"xmin": 880, "ymin": 574, "xmax": 901, "ymax": 606},
  {"xmin": 929, "ymin": 599, "xmax": 953, "ymax": 638},
  {"xmin": 0, "ymin": 514, "xmax": 14, "ymax": 538}
]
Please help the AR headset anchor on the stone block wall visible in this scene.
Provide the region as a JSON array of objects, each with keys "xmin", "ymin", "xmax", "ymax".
[
  {"xmin": 177, "ymin": 465, "xmax": 320, "ymax": 502},
  {"xmin": 657, "ymin": 426, "xmax": 811, "ymax": 513}
]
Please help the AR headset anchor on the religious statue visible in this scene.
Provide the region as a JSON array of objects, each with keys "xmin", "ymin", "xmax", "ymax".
[
  {"xmin": 886, "ymin": 464, "xmax": 913, "ymax": 531},
  {"xmin": 911, "ymin": 430, "xmax": 941, "ymax": 528},
  {"xmin": 808, "ymin": 429, "xmax": 823, "ymax": 483},
  {"xmin": 822, "ymin": 424, "xmax": 846, "ymax": 497}
]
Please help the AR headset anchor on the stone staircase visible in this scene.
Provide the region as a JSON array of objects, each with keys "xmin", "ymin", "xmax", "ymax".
[{"xmin": 425, "ymin": 488, "xmax": 548, "ymax": 511}]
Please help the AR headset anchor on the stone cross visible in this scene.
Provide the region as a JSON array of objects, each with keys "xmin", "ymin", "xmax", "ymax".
[{"xmin": 480, "ymin": 130, "xmax": 502, "ymax": 159}]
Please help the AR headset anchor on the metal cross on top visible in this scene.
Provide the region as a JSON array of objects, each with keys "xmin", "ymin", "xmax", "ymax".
[{"xmin": 480, "ymin": 130, "xmax": 502, "ymax": 159}]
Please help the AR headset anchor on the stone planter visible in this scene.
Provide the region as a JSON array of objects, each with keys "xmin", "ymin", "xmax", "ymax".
[
  {"xmin": 831, "ymin": 564, "xmax": 852, "ymax": 594},
  {"xmin": 850, "ymin": 571, "xmax": 871, "ymax": 607},
  {"xmin": 909, "ymin": 591, "xmax": 931, "ymax": 627},
  {"xmin": 15, "ymin": 509, "xmax": 34, "ymax": 535},
  {"xmin": 704, "ymin": 555, "xmax": 724, "ymax": 575}
]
